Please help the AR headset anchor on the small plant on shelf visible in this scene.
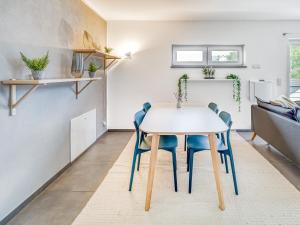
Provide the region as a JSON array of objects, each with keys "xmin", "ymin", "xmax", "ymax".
[
  {"xmin": 174, "ymin": 74, "xmax": 189, "ymax": 108},
  {"xmin": 104, "ymin": 47, "xmax": 113, "ymax": 54},
  {"xmin": 202, "ymin": 66, "xmax": 215, "ymax": 79},
  {"xmin": 20, "ymin": 51, "xmax": 49, "ymax": 80},
  {"xmin": 226, "ymin": 74, "xmax": 241, "ymax": 111},
  {"xmin": 88, "ymin": 62, "xmax": 101, "ymax": 78}
]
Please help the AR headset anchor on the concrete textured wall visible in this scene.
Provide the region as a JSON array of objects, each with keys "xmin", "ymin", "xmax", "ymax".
[{"xmin": 0, "ymin": 0, "xmax": 107, "ymax": 221}]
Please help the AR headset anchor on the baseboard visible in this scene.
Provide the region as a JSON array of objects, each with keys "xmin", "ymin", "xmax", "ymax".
[
  {"xmin": 0, "ymin": 130, "xmax": 107, "ymax": 225},
  {"xmin": 235, "ymin": 129, "xmax": 252, "ymax": 132},
  {"xmin": 108, "ymin": 129, "xmax": 134, "ymax": 132}
]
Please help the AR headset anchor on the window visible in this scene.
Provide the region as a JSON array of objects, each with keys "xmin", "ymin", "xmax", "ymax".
[
  {"xmin": 171, "ymin": 45, "xmax": 245, "ymax": 68},
  {"xmin": 289, "ymin": 40, "xmax": 300, "ymax": 101},
  {"xmin": 172, "ymin": 45, "xmax": 207, "ymax": 67}
]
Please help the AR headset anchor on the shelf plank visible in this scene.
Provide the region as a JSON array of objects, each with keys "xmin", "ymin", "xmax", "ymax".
[
  {"xmin": 73, "ymin": 49, "xmax": 121, "ymax": 60},
  {"xmin": 188, "ymin": 79, "xmax": 233, "ymax": 82},
  {"xmin": 1, "ymin": 77, "xmax": 102, "ymax": 85}
]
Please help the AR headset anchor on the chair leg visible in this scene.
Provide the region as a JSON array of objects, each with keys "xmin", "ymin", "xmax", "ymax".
[
  {"xmin": 171, "ymin": 151, "xmax": 178, "ymax": 192},
  {"xmin": 184, "ymin": 135, "xmax": 187, "ymax": 151},
  {"xmin": 137, "ymin": 153, "xmax": 141, "ymax": 171},
  {"xmin": 129, "ymin": 151, "xmax": 138, "ymax": 191},
  {"xmin": 224, "ymin": 154, "xmax": 229, "ymax": 174},
  {"xmin": 188, "ymin": 150, "xmax": 194, "ymax": 193},
  {"xmin": 220, "ymin": 153, "xmax": 224, "ymax": 164},
  {"xmin": 187, "ymin": 148, "xmax": 190, "ymax": 172},
  {"xmin": 229, "ymin": 153, "xmax": 239, "ymax": 195}
]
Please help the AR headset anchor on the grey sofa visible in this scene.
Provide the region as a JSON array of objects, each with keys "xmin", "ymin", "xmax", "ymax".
[{"xmin": 251, "ymin": 105, "xmax": 300, "ymax": 166}]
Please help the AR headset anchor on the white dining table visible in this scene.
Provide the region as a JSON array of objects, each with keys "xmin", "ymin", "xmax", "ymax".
[{"xmin": 140, "ymin": 105, "xmax": 228, "ymax": 211}]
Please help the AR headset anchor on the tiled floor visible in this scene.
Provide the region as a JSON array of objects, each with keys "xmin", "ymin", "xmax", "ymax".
[
  {"xmin": 6, "ymin": 131, "xmax": 133, "ymax": 225},
  {"xmin": 5, "ymin": 131, "xmax": 300, "ymax": 225}
]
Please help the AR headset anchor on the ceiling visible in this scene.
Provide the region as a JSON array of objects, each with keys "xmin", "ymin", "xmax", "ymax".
[{"xmin": 83, "ymin": 0, "xmax": 300, "ymax": 21}]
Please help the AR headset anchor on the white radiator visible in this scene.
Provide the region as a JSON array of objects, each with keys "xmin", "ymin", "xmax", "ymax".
[
  {"xmin": 70, "ymin": 109, "xmax": 96, "ymax": 162},
  {"xmin": 249, "ymin": 80, "xmax": 273, "ymax": 102}
]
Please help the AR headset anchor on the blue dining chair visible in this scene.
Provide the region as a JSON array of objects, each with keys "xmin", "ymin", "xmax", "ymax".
[
  {"xmin": 129, "ymin": 110, "xmax": 178, "ymax": 192},
  {"xmin": 143, "ymin": 102, "xmax": 151, "ymax": 112},
  {"xmin": 208, "ymin": 102, "xmax": 219, "ymax": 114},
  {"xmin": 186, "ymin": 111, "xmax": 238, "ymax": 195},
  {"xmin": 207, "ymin": 102, "xmax": 224, "ymax": 164}
]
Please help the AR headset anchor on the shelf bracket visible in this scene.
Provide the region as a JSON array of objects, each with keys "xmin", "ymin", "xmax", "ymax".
[
  {"xmin": 75, "ymin": 80, "xmax": 93, "ymax": 99},
  {"xmin": 83, "ymin": 53, "xmax": 93, "ymax": 62},
  {"xmin": 105, "ymin": 59, "xmax": 117, "ymax": 70},
  {"xmin": 8, "ymin": 84, "xmax": 39, "ymax": 116}
]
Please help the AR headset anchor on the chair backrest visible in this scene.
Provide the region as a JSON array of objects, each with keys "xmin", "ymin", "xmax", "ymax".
[
  {"xmin": 219, "ymin": 111, "xmax": 233, "ymax": 147},
  {"xmin": 133, "ymin": 110, "xmax": 146, "ymax": 148},
  {"xmin": 219, "ymin": 111, "xmax": 232, "ymax": 128},
  {"xmin": 208, "ymin": 102, "xmax": 219, "ymax": 114},
  {"xmin": 143, "ymin": 102, "xmax": 152, "ymax": 113}
]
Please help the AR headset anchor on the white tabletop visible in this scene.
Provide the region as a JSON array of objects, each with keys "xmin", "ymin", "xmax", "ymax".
[{"xmin": 140, "ymin": 105, "xmax": 228, "ymax": 135}]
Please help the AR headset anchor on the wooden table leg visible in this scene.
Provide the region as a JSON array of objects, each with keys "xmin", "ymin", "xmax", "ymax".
[
  {"xmin": 208, "ymin": 133, "xmax": 225, "ymax": 211},
  {"xmin": 145, "ymin": 134, "xmax": 159, "ymax": 211}
]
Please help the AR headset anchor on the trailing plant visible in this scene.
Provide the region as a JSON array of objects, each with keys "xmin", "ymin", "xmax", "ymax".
[
  {"xmin": 104, "ymin": 47, "xmax": 113, "ymax": 54},
  {"xmin": 88, "ymin": 62, "xmax": 100, "ymax": 72},
  {"xmin": 20, "ymin": 51, "xmax": 49, "ymax": 71},
  {"xmin": 226, "ymin": 74, "xmax": 241, "ymax": 111},
  {"xmin": 174, "ymin": 74, "xmax": 189, "ymax": 107},
  {"xmin": 202, "ymin": 66, "xmax": 215, "ymax": 79}
]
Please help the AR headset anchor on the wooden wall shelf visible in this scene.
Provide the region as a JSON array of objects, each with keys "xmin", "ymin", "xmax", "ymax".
[
  {"xmin": 1, "ymin": 77, "xmax": 102, "ymax": 116},
  {"xmin": 188, "ymin": 78, "xmax": 233, "ymax": 82},
  {"xmin": 73, "ymin": 49, "xmax": 121, "ymax": 70}
]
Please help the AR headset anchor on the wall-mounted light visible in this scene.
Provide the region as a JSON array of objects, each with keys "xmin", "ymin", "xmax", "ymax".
[{"xmin": 124, "ymin": 52, "xmax": 132, "ymax": 59}]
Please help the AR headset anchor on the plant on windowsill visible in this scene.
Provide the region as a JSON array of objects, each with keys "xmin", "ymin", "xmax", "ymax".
[
  {"xmin": 226, "ymin": 74, "xmax": 241, "ymax": 112},
  {"xmin": 20, "ymin": 51, "xmax": 49, "ymax": 80},
  {"xmin": 174, "ymin": 74, "xmax": 189, "ymax": 108},
  {"xmin": 87, "ymin": 62, "xmax": 101, "ymax": 78},
  {"xmin": 202, "ymin": 66, "xmax": 215, "ymax": 79}
]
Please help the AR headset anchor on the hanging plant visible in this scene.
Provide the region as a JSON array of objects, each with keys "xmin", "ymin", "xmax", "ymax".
[
  {"xmin": 174, "ymin": 74, "xmax": 189, "ymax": 108},
  {"xmin": 226, "ymin": 74, "xmax": 241, "ymax": 112}
]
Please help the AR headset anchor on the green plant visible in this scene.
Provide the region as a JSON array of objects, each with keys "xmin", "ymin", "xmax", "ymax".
[
  {"xmin": 104, "ymin": 47, "xmax": 113, "ymax": 54},
  {"xmin": 226, "ymin": 74, "xmax": 241, "ymax": 111},
  {"xmin": 202, "ymin": 66, "xmax": 215, "ymax": 79},
  {"xmin": 177, "ymin": 74, "xmax": 189, "ymax": 102},
  {"xmin": 20, "ymin": 51, "xmax": 49, "ymax": 71},
  {"xmin": 88, "ymin": 62, "xmax": 100, "ymax": 72}
]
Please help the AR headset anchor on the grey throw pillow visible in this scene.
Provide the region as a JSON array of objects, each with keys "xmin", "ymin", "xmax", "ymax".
[
  {"xmin": 294, "ymin": 107, "xmax": 300, "ymax": 122},
  {"xmin": 256, "ymin": 97, "xmax": 296, "ymax": 120}
]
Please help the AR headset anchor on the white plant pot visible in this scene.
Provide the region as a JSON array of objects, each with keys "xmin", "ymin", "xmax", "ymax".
[
  {"xmin": 89, "ymin": 71, "xmax": 96, "ymax": 78},
  {"xmin": 31, "ymin": 70, "xmax": 43, "ymax": 80}
]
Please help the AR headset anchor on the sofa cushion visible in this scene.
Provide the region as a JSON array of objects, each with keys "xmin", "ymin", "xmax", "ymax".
[
  {"xmin": 256, "ymin": 97, "xmax": 296, "ymax": 120},
  {"xmin": 294, "ymin": 107, "xmax": 300, "ymax": 122},
  {"xmin": 271, "ymin": 95, "xmax": 299, "ymax": 108}
]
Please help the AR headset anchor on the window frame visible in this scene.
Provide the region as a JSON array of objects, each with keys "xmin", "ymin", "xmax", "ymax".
[
  {"xmin": 171, "ymin": 44, "xmax": 246, "ymax": 68},
  {"xmin": 171, "ymin": 45, "xmax": 207, "ymax": 68}
]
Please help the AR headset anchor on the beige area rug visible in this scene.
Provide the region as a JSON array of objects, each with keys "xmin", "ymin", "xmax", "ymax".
[{"xmin": 72, "ymin": 133, "xmax": 300, "ymax": 225}]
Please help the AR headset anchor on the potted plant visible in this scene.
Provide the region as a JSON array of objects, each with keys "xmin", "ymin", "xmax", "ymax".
[
  {"xmin": 174, "ymin": 74, "xmax": 189, "ymax": 108},
  {"xmin": 226, "ymin": 74, "xmax": 241, "ymax": 111},
  {"xmin": 20, "ymin": 51, "xmax": 49, "ymax": 80},
  {"xmin": 104, "ymin": 47, "xmax": 113, "ymax": 54},
  {"xmin": 202, "ymin": 66, "xmax": 215, "ymax": 79},
  {"xmin": 87, "ymin": 62, "xmax": 101, "ymax": 78}
]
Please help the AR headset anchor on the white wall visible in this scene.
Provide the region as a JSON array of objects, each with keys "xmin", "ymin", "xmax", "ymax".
[{"xmin": 107, "ymin": 21, "xmax": 300, "ymax": 129}]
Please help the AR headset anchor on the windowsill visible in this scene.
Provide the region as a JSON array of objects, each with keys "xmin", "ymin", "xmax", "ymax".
[{"xmin": 171, "ymin": 65, "xmax": 247, "ymax": 68}]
